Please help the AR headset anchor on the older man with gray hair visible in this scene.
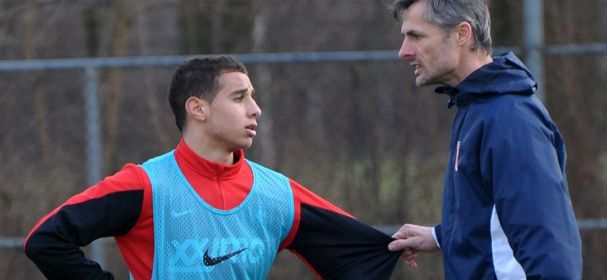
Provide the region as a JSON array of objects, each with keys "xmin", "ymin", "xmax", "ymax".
[{"xmin": 387, "ymin": 0, "xmax": 583, "ymax": 279}]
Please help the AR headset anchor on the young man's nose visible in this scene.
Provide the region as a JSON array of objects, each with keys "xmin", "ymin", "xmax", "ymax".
[{"xmin": 248, "ymin": 99, "xmax": 262, "ymax": 118}]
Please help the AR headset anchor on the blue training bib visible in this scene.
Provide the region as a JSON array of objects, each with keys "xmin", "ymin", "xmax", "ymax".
[{"xmin": 140, "ymin": 151, "xmax": 294, "ymax": 280}]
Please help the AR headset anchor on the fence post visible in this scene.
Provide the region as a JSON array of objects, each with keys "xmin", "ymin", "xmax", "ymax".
[
  {"xmin": 84, "ymin": 66, "xmax": 105, "ymax": 267},
  {"xmin": 523, "ymin": 0, "xmax": 545, "ymax": 101}
]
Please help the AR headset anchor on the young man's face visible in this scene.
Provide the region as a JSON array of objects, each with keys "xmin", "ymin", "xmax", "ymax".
[
  {"xmin": 203, "ymin": 71, "xmax": 261, "ymax": 151},
  {"xmin": 398, "ymin": 1, "xmax": 461, "ymax": 87}
]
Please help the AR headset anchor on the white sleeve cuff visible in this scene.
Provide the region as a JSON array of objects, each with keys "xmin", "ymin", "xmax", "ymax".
[{"xmin": 431, "ymin": 227, "xmax": 441, "ymax": 249}]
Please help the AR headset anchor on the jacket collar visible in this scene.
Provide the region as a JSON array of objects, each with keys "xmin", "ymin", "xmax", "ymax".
[
  {"xmin": 435, "ymin": 52, "xmax": 537, "ymax": 108},
  {"xmin": 175, "ymin": 138, "xmax": 244, "ymax": 180}
]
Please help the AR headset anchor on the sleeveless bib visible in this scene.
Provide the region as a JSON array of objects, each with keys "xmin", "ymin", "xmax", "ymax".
[{"xmin": 140, "ymin": 151, "xmax": 294, "ymax": 279}]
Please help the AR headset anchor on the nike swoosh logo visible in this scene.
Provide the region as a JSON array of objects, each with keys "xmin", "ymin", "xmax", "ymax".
[
  {"xmin": 170, "ymin": 209, "xmax": 195, "ymax": 218},
  {"xmin": 203, "ymin": 248, "xmax": 247, "ymax": 266}
]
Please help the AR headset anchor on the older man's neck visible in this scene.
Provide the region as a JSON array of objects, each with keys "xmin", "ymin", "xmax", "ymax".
[{"xmin": 452, "ymin": 51, "xmax": 493, "ymax": 87}]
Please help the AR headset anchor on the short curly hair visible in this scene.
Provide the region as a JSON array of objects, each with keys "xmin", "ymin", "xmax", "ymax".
[{"xmin": 168, "ymin": 56, "xmax": 248, "ymax": 131}]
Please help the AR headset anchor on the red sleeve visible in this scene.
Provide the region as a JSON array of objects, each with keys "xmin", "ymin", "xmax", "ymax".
[
  {"xmin": 283, "ymin": 179, "xmax": 401, "ymax": 279},
  {"xmin": 23, "ymin": 164, "xmax": 149, "ymax": 280}
]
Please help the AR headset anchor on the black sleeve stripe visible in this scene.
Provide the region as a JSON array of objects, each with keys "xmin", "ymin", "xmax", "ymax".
[
  {"xmin": 24, "ymin": 190, "xmax": 143, "ymax": 280},
  {"xmin": 289, "ymin": 203, "xmax": 401, "ymax": 280}
]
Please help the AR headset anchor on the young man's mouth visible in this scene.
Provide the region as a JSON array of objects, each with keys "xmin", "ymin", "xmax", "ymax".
[{"xmin": 246, "ymin": 124, "xmax": 257, "ymax": 136}]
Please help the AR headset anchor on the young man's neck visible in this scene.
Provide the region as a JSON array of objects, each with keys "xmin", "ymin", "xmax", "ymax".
[{"xmin": 182, "ymin": 134, "xmax": 235, "ymax": 166}]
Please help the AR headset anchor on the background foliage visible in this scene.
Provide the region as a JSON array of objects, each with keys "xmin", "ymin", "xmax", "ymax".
[{"xmin": 1, "ymin": 0, "xmax": 606, "ymax": 279}]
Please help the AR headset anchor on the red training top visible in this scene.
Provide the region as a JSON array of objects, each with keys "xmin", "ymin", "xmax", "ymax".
[{"xmin": 24, "ymin": 139, "xmax": 400, "ymax": 279}]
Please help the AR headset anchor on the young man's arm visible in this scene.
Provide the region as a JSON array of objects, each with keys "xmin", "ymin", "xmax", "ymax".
[
  {"xmin": 283, "ymin": 179, "xmax": 401, "ymax": 280},
  {"xmin": 24, "ymin": 164, "xmax": 147, "ymax": 280}
]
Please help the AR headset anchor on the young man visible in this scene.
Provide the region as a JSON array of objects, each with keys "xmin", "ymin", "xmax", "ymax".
[
  {"xmin": 387, "ymin": 0, "xmax": 583, "ymax": 279},
  {"xmin": 24, "ymin": 56, "xmax": 400, "ymax": 279}
]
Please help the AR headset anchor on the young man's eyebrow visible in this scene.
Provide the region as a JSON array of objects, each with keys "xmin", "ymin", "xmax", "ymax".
[{"xmin": 229, "ymin": 87, "xmax": 255, "ymax": 96}]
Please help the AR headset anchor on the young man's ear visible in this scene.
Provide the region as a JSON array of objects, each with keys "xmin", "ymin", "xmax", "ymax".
[{"xmin": 185, "ymin": 96, "xmax": 208, "ymax": 122}]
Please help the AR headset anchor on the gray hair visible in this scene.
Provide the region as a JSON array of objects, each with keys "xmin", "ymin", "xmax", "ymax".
[{"xmin": 392, "ymin": 0, "xmax": 492, "ymax": 55}]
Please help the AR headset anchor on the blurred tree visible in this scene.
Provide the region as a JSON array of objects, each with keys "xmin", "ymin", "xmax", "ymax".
[
  {"xmin": 545, "ymin": 1, "xmax": 607, "ymax": 278},
  {"xmin": 1, "ymin": 0, "xmax": 606, "ymax": 279}
]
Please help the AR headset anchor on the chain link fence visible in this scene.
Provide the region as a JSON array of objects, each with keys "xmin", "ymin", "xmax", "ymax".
[{"xmin": 2, "ymin": 46, "xmax": 607, "ymax": 279}]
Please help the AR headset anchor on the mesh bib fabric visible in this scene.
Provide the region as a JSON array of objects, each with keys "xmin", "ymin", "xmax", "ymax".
[{"xmin": 140, "ymin": 151, "xmax": 294, "ymax": 280}]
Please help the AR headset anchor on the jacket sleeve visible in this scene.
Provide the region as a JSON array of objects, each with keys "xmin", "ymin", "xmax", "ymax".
[
  {"xmin": 433, "ymin": 224, "xmax": 442, "ymax": 248},
  {"xmin": 285, "ymin": 180, "xmax": 401, "ymax": 280},
  {"xmin": 482, "ymin": 98, "xmax": 582, "ymax": 279},
  {"xmin": 23, "ymin": 164, "xmax": 146, "ymax": 280}
]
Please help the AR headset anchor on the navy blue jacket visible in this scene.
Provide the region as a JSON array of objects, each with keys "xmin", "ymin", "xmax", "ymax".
[{"xmin": 434, "ymin": 52, "xmax": 582, "ymax": 279}]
